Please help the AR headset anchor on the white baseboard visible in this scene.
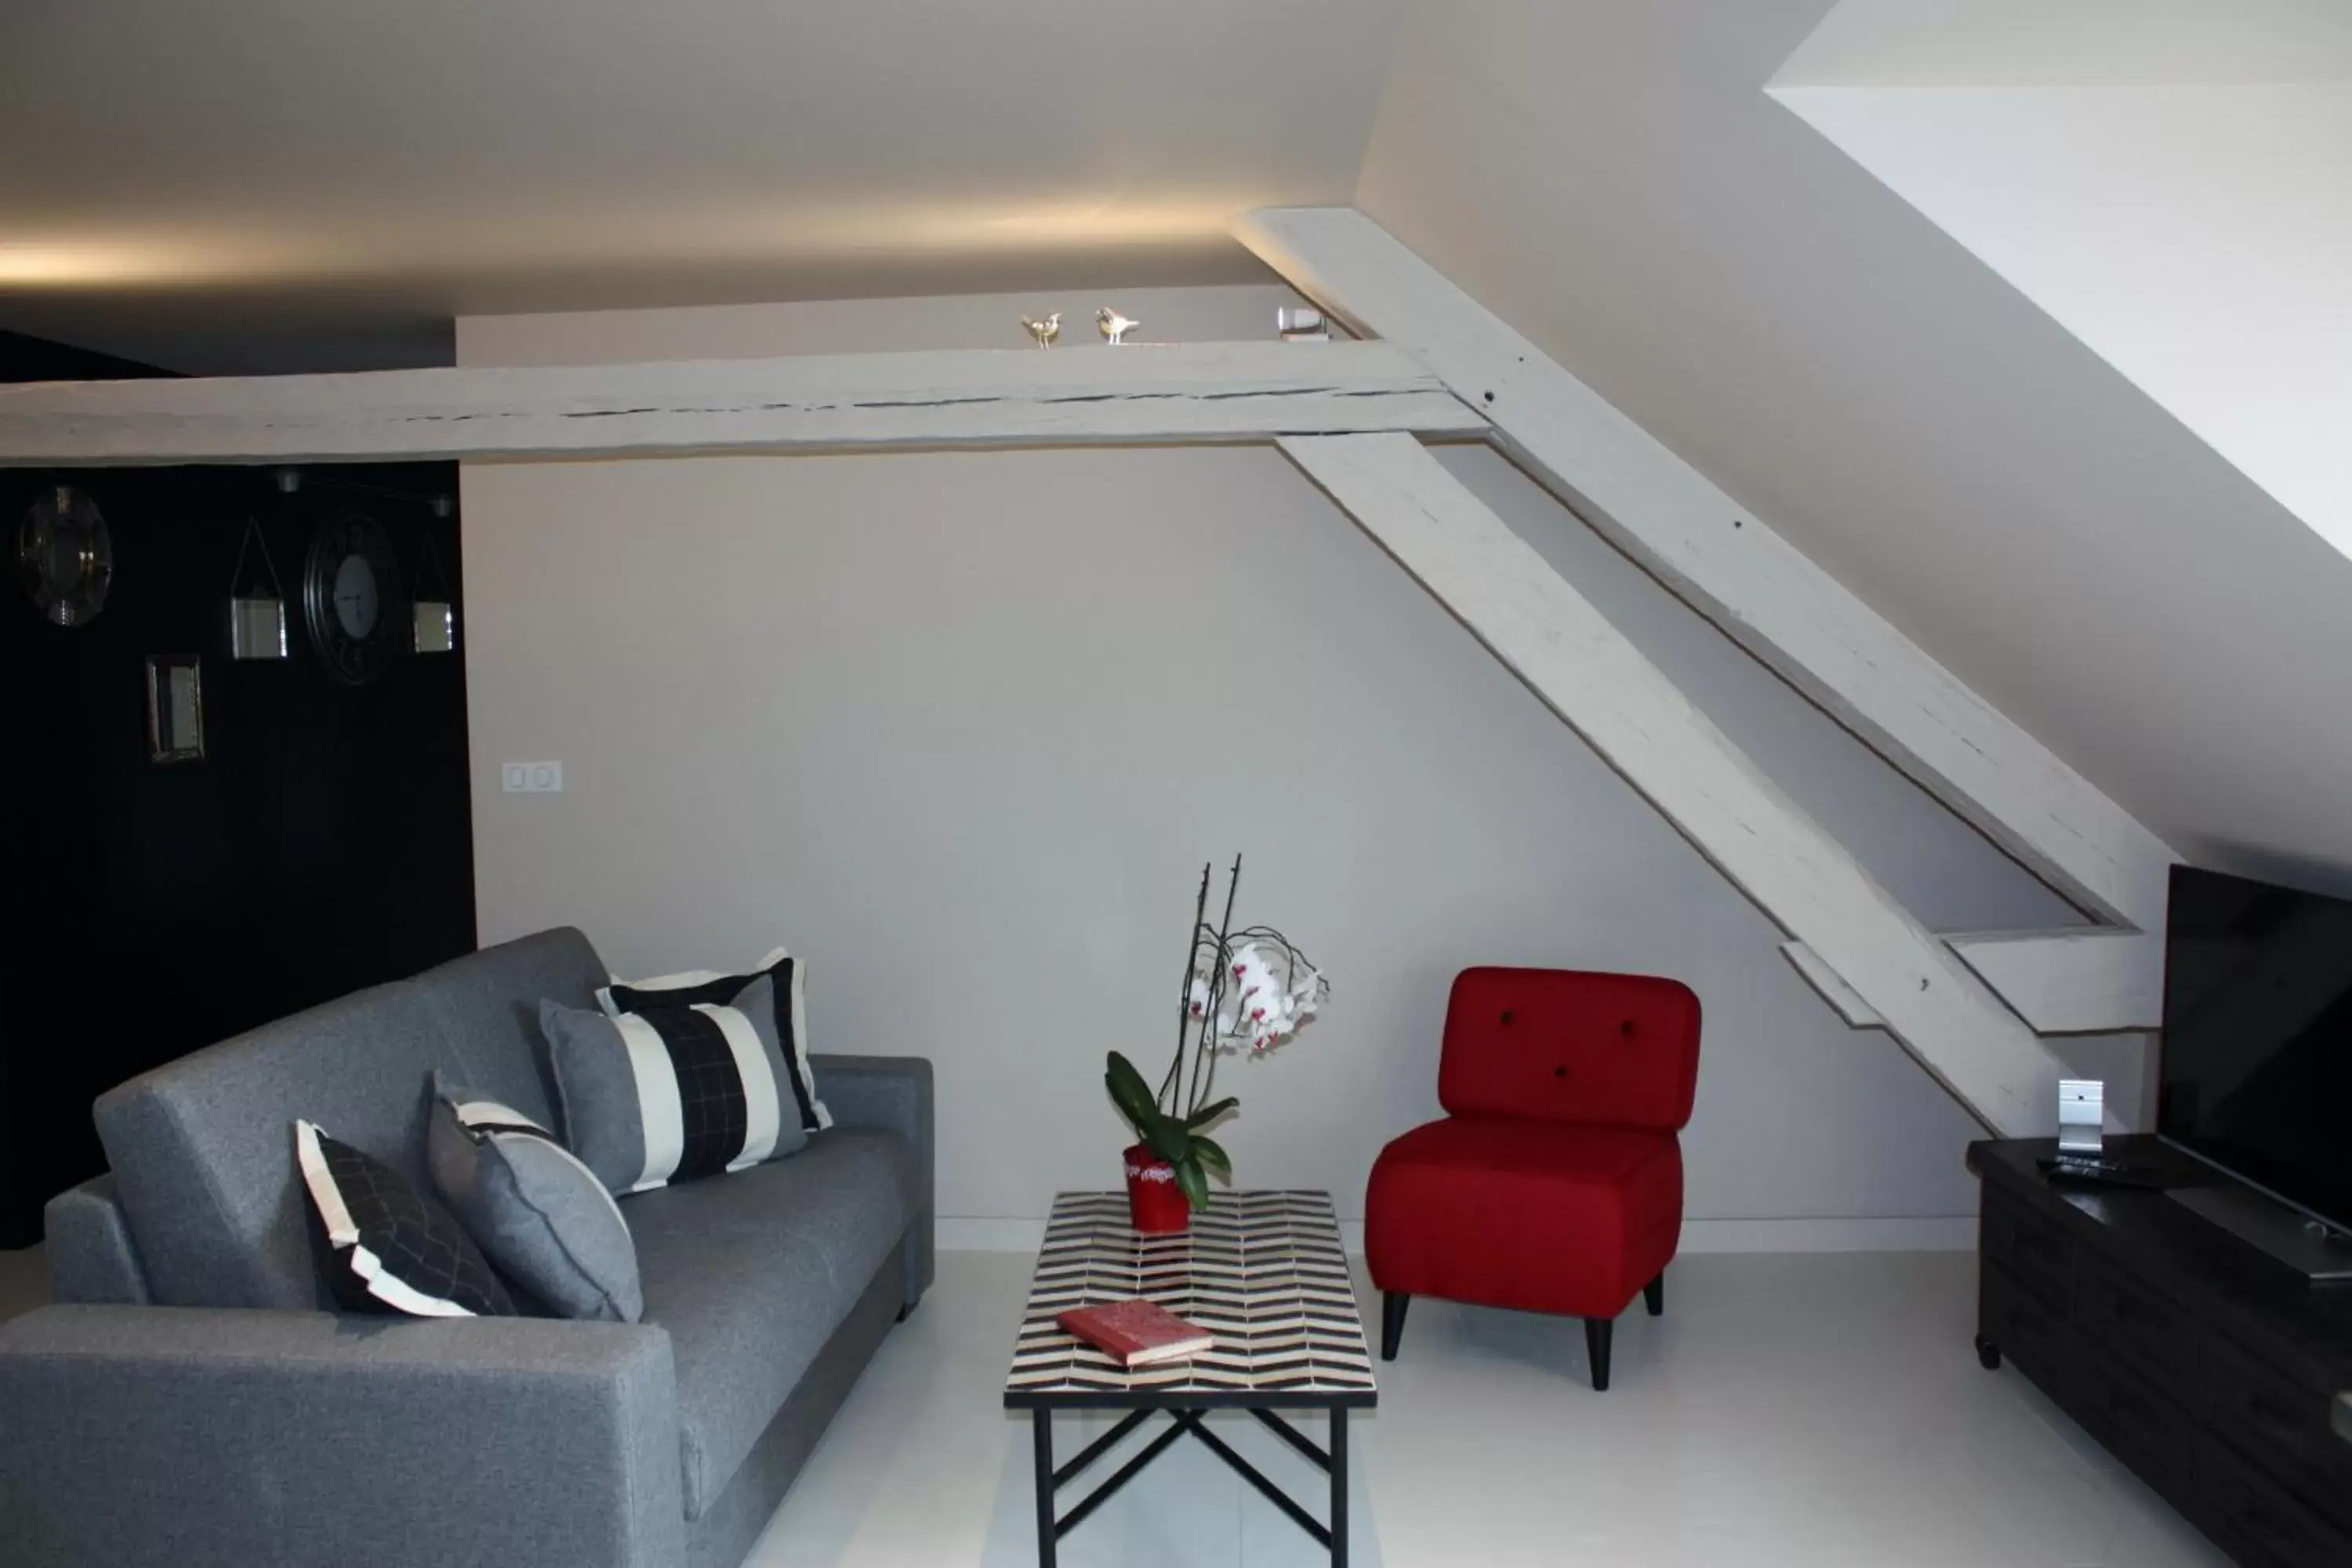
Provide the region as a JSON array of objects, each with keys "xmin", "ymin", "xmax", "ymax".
[
  {"xmin": 1675, "ymin": 1216, "xmax": 1977, "ymax": 1253},
  {"xmin": 936, "ymin": 1214, "xmax": 1976, "ymax": 1255},
  {"xmin": 937, "ymin": 1217, "xmax": 1051, "ymax": 1252}
]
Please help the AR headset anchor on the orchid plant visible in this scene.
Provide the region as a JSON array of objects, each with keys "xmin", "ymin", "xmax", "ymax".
[{"xmin": 1105, "ymin": 855, "xmax": 1329, "ymax": 1211}]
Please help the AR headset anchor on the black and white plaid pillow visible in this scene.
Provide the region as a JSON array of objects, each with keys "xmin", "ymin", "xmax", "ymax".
[
  {"xmin": 545, "ymin": 967, "xmax": 815, "ymax": 1195},
  {"xmin": 597, "ymin": 946, "xmax": 829, "ymax": 1134},
  {"xmin": 296, "ymin": 1120, "xmax": 517, "ymax": 1318}
]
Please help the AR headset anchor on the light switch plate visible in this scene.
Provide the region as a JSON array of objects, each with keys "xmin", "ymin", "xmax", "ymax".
[{"xmin": 501, "ymin": 761, "xmax": 564, "ymax": 793}]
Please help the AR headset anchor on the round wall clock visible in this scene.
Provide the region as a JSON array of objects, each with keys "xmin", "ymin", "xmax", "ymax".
[
  {"xmin": 303, "ymin": 508, "xmax": 403, "ymax": 685},
  {"xmin": 17, "ymin": 485, "xmax": 114, "ymax": 626}
]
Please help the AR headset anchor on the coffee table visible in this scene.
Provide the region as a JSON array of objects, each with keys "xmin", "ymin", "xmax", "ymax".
[{"xmin": 1004, "ymin": 1189, "xmax": 1377, "ymax": 1566}]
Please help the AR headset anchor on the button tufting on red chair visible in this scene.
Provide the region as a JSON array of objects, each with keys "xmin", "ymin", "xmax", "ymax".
[{"xmin": 1365, "ymin": 967, "xmax": 1701, "ymax": 1390}]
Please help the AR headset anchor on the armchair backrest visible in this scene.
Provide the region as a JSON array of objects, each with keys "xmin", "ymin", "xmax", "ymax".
[{"xmin": 1437, "ymin": 967, "xmax": 1700, "ymax": 1131}]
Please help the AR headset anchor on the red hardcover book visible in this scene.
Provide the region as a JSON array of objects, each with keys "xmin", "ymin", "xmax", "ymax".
[{"xmin": 1056, "ymin": 1298, "xmax": 1214, "ymax": 1368}]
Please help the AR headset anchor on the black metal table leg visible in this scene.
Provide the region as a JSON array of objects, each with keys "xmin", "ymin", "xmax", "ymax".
[
  {"xmin": 1330, "ymin": 1408, "xmax": 1348, "ymax": 1566},
  {"xmin": 1027, "ymin": 1403, "xmax": 1359, "ymax": 1562},
  {"xmin": 1032, "ymin": 1409, "xmax": 1056, "ymax": 1568}
]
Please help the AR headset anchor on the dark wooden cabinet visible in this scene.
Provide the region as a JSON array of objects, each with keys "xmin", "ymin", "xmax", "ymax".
[{"xmin": 1970, "ymin": 1138, "xmax": 2352, "ymax": 1568}]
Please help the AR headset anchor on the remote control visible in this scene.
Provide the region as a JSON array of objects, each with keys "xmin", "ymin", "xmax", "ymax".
[{"xmin": 2038, "ymin": 1154, "xmax": 2169, "ymax": 1189}]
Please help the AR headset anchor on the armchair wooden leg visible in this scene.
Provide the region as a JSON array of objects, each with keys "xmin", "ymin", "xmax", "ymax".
[
  {"xmin": 1380, "ymin": 1290, "xmax": 1410, "ymax": 1361},
  {"xmin": 1584, "ymin": 1316, "xmax": 1613, "ymax": 1392},
  {"xmin": 1643, "ymin": 1270, "xmax": 1664, "ymax": 1317}
]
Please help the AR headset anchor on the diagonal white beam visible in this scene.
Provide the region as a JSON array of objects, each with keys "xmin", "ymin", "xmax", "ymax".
[
  {"xmin": 1283, "ymin": 430, "xmax": 2064, "ymax": 1137},
  {"xmin": 1237, "ymin": 206, "xmax": 2177, "ymax": 931},
  {"xmin": 0, "ymin": 339, "xmax": 1486, "ymax": 467},
  {"xmin": 1784, "ymin": 927, "xmax": 2163, "ymax": 1035},
  {"xmin": 1944, "ymin": 928, "xmax": 2162, "ymax": 1034}
]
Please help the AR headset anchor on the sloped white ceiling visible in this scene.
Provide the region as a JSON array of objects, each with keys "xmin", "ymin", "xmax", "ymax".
[
  {"xmin": 0, "ymin": 0, "xmax": 1403, "ymax": 372},
  {"xmin": 1773, "ymin": 0, "xmax": 2352, "ymax": 567},
  {"xmin": 1354, "ymin": 0, "xmax": 2352, "ymax": 889},
  {"xmin": 1774, "ymin": 0, "xmax": 2352, "ymax": 85}
]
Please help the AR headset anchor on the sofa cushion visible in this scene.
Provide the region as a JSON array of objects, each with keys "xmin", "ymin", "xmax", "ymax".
[
  {"xmin": 95, "ymin": 981, "xmax": 455, "ymax": 1308},
  {"xmin": 93, "ymin": 929, "xmax": 609, "ymax": 1310},
  {"xmin": 1365, "ymin": 1116, "xmax": 1683, "ymax": 1318},
  {"xmin": 626, "ymin": 1127, "xmax": 918, "ymax": 1518},
  {"xmin": 409, "ymin": 927, "xmax": 608, "ymax": 1135}
]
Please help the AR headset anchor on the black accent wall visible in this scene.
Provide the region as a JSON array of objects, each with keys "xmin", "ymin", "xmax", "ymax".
[{"xmin": 1, "ymin": 330, "xmax": 476, "ymax": 1246}]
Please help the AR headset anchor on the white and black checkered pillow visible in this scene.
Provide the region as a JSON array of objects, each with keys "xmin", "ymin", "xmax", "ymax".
[
  {"xmin": 544, "ymin": 970, "xmax": 814, "ymax": 1195},
  {"xmin": 296, "ymin": 1120, "xmax": 517, "ymax": 1318},
  {"xmin": 597, "ymin": 947, "xmax": 829, "ymax": 1136}
]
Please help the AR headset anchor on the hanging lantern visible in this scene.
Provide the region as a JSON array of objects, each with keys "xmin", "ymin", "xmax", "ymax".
[
  {"xmin": 412, "ymin": 526, "xmax": 456, "ymax": 655},
  {"xmin": 226, "ymin": 516, "xmax": 289, "ymax": 659}
]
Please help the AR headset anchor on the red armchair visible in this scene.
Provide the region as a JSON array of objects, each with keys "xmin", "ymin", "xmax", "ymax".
[{"xmin": 1365, "ymin": 967, "xmax": 1702, "ymax": 1390}]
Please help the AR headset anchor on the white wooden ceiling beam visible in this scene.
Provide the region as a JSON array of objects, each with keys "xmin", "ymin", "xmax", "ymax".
[
  {"xmin": 1236, "ymin": 206, "xmax": 2179, "ymax": 932},
  {"xmin": 1783, "ymin": 927, "xmax": 2162, "ymax": 1035},
  {"xmin": 1943, "ymin": 928, "xmax": 2164, "ymax": 1035},
  {"xmin": 1781, "ymin": 942, "xmax": 1887, "ymax": 1029},
  {"xmin": 1283, "ymin": 430, "xmax": 2065, "ymax": 1138},
  {"xmin": 0, "ymin": 340, "xmax": 1486, "ymax": 466}
]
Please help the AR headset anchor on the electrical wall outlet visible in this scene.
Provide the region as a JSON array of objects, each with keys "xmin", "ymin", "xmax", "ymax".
[{"xmin": 500, "ymin": 761, "xmax": 564, "ymax": 793}]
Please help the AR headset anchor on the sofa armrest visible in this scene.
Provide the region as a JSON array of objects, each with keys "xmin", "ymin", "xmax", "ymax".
[
  {"xmin": 814, "ymin": 1054, "xmax": 935, "ymax": 1305},
  {"xmin": 0, "ymin": 1305, "xmax": 682, "ymax": 1568},
  {"xmin": 43, "ymin": 1174, "xmax": 148, "ymax": 1305}
]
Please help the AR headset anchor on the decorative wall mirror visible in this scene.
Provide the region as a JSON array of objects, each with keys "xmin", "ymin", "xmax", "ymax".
[
  {"xmin": 146, "ymin": 655, "xmax": 205, "ymax": 763},
  {"xmin": 227, "ymin": 516, "xmax": 290, "ymax": 660},
  {"xmin": 412, "ymin": 530, "xmax": 456, "ymax": 655},
  {"xmin": 18, "ymin": 484, "xmax": 114, "ymax": 627}
]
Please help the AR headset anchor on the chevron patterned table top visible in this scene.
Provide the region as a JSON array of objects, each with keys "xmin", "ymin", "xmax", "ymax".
[{"xmin": 1003, "ymin": 1189, "xmax": 1379, "ymax": 1409}]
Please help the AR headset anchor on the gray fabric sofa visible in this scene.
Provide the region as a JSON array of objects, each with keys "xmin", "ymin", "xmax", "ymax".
[{"xmin": 0, "ymin": 927, "xmax": 934, "ymax": 1568}]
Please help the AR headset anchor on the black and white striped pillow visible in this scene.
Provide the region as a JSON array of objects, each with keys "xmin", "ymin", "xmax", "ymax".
[
  {"xmin": 542, "ymin": 959, "xmax": 822, "ymax": 1196},
  {"xmin": 598, "ymin": 947, "xmax": 829, "ymax": 1135},
  {"xmin": 295, "ymin": 1120, "xmax": 517, "ymax": 1318}
]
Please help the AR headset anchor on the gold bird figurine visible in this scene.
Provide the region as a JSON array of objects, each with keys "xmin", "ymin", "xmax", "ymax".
[
  {"xmin": 1021, "ymin": 311, "xmax": 1061, "ymax": 349},
  {"xmin": 1096, "ymin": 307, "xmax": 1141, "ymax": 346}
]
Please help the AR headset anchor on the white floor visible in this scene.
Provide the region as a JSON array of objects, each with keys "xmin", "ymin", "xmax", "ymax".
[{"xmin": 746, "ymin": 1250, "xmax": 2231, "ymax": 1568}]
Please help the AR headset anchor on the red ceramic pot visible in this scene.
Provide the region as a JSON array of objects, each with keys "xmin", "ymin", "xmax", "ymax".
[{"xmin": 1123, "ymin": 1142, "xmax": 1191, "ymax": 1233}]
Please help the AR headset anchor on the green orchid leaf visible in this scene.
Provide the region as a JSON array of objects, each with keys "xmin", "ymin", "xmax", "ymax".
[
  {"xmin": 1184, "ymin": 1098, "xmax": 1239, "ymax": 1130},
  {"xmin": 1174, "ymin": 1155, "xmax": 1211, "ymax": 1211},
  {"xmin": 1103, "ymin": 1071, "xmax": 1156, "ymax": 1134},
  {"xmin": 1189, "ymin": 1135, "xmax": 1232, "ymax": 1179},
  {"xmin": 1104, "ymin": 1051, "xmax": 1163, "ymax": 1131},
  {"xmin": 1144, "ymin": 1113, "xmax": 1192, "ymax": 1166}
]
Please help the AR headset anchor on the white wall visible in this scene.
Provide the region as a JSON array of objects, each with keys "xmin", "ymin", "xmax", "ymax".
[{"xmin": 459, "ymin": 285, "xmax": 2110, "ymax": 1247}]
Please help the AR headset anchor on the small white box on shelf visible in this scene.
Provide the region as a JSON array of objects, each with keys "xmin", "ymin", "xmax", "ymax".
[{"xmin": 2057, "ymin": 1080, "xmax": 2103, "ymax": 1154}]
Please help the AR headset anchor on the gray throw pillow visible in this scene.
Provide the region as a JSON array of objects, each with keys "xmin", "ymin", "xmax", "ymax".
[
  {"xmin": 425, "ymin": 1076, "xmax": 643, "ymax": 1323},
  {"xmin": 543, "ymin": 972, "xmax": 813, "ymax": 1197}
]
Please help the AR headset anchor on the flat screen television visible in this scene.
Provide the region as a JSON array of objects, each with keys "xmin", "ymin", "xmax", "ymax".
[{"xmin": 2158, "ymin": 865, "xmax": 2352, "ymax": 1237}]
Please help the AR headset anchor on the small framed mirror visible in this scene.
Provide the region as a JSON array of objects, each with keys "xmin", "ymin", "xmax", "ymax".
[
  {"xmin": 146, "ymin": 654, "xmax": 205, "ymax": 764},
  {"xmin": 413, "ymin": 598, "xmax": 455, "ymax": 654}
]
